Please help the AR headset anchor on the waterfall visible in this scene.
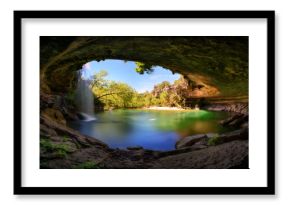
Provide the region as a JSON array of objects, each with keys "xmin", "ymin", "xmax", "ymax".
[{"xmin": 75, "ymin": 71, "xmax": 96, "ymax": 121}]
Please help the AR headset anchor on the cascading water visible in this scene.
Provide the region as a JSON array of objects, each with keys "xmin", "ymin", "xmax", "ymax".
[{"xmin": 75, "ymin": 70, "xmax": 96, "ymax": 121}]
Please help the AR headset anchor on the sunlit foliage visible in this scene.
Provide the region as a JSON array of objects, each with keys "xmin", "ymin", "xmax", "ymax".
[
  {"xmin": 135, "ymin": 62, "xmax": 154, "ymax": 74},
  {"xmin": 90, "ymin": 70, "xmax": 191, "ymax": 110}
]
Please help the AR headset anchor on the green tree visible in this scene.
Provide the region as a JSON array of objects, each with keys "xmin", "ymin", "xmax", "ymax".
[
  {"xmin": 143, "ymin": 92, "xmax": 152, "ymax": 107},
  {"xmin": 90, "ymin": 71, "xmax": 190, "ymax": 109},
  {"xmin": 135, "ymin": 62, "xmax": 154, "ymax": 74},
  {"xmin": 159, "ymin": 91, "xmax": 170, "ymax": 106},
  {"xmin": 90, "ymin": 70, "xmax": 108, "ymax": 88},
  {"xmin": 130, "ymin": 93, "xmax": 145, "ymax": 108},
  {"xmin": 91, "ymin": 71, "xmax": 142, "ymax": 109}
]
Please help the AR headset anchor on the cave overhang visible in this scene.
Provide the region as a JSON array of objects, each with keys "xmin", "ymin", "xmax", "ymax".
[{"xmin": 40, "ymin": 36, "xmax": 248, "ymax": 97}]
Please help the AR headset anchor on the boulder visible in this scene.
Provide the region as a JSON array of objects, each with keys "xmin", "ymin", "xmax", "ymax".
[
  {"xmin": 220, "ymin": 114, "xmax": 243, "ymax": 126},
  {"xmin": 175, "ymin": 134, "xmax": 207, "ymax": 149},
  {"xmin": 228, "ymin": 114, "xmax": 248, "ymax": 127},
  {"xmin": 220, "ymin": 128, "xmax": 248, "ymax": 142},
  {"xmin": 220, "ymin": 113, "xmax": 248, "ymax": 128}
]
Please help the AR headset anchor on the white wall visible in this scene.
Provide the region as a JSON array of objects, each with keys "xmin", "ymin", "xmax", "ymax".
[{"xmin": 0, "ymin": 0, "xmax": 287, "ymax": 204}]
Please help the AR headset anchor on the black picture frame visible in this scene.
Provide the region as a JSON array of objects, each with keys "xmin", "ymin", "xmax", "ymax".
[{"xmin": 14, "ymin": 10, "xmax": 275, "ymax": 195}]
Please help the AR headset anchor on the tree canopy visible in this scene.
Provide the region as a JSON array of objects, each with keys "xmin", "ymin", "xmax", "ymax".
[{"xmin": 89, "ymin": 70, "xmax": 190, "ymax": 110}]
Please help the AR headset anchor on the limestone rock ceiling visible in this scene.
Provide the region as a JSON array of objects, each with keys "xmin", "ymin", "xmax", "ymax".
[{"xmin": 40, "ymin": 36, "xmax": 248, "ymax": 97}]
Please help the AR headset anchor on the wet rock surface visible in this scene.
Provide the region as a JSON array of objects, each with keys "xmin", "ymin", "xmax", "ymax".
[
  {"xmin": 219, "ymin": 128, "xmax": 248, "ymax": 142},
  {"xmin": 220, "ymin": 114, "xmax": 248, "ymax": 128},
  {"xmin": 204, "ymin": 103, "xmax": 248, "ymax": 114},
  {"xmin": 40, "ymin": 93, "xmax": 78, "ymax": 121},
  {"xmin": 174, "ymin": 128, "xmax": 248, "ymax": 150},
  {"xmin": 175, "ymin": 134, "xmax": 207, "ymax": 149},
  {"xmin": 150, "ymin": 140, "xmax": 248, "ymax": 169}
]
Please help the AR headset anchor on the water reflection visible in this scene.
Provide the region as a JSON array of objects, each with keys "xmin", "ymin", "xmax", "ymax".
[{"xmin": 68, "ymin": 109, "xmax": 232, "ymax": 151}]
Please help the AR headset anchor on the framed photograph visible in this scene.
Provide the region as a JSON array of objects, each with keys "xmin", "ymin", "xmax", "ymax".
[{"xmin": 14, "ymin": 10, "xmax": 275, "ymax": 195}]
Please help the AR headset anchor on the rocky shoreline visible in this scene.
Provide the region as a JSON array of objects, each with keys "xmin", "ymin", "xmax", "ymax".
[
  {"xmin": 40, "ymin": 114, "xmax": 248, "ymax": 169},
  {"xmin": 203, "ymin": 103, "xmax": 248, "ymax": 115},
  {"xmin": 144, "ymin": 106, "xmax": 186, "ymax": 111},
  {"xmin": 40, "ymin": 94, "xmax": 249, "ymax": 169}
]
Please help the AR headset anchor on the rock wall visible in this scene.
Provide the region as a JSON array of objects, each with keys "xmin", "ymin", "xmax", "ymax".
[
  {"xmin": 203, "ymin": 103, "xmax": 248, "ymax": 114},
  {"xmin": 40, "ymin": 93, "xmax": 78, "ymax": 121}
]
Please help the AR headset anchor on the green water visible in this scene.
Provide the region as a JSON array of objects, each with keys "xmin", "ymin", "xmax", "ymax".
[{"xmin": 68, "ymin": 109, "xmax": 232, "ymax": 151}]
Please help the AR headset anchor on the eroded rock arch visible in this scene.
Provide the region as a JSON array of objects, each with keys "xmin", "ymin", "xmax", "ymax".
[{"xmin": 40, "ymin": 36, "xmax": 248, "ymax": 97}]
